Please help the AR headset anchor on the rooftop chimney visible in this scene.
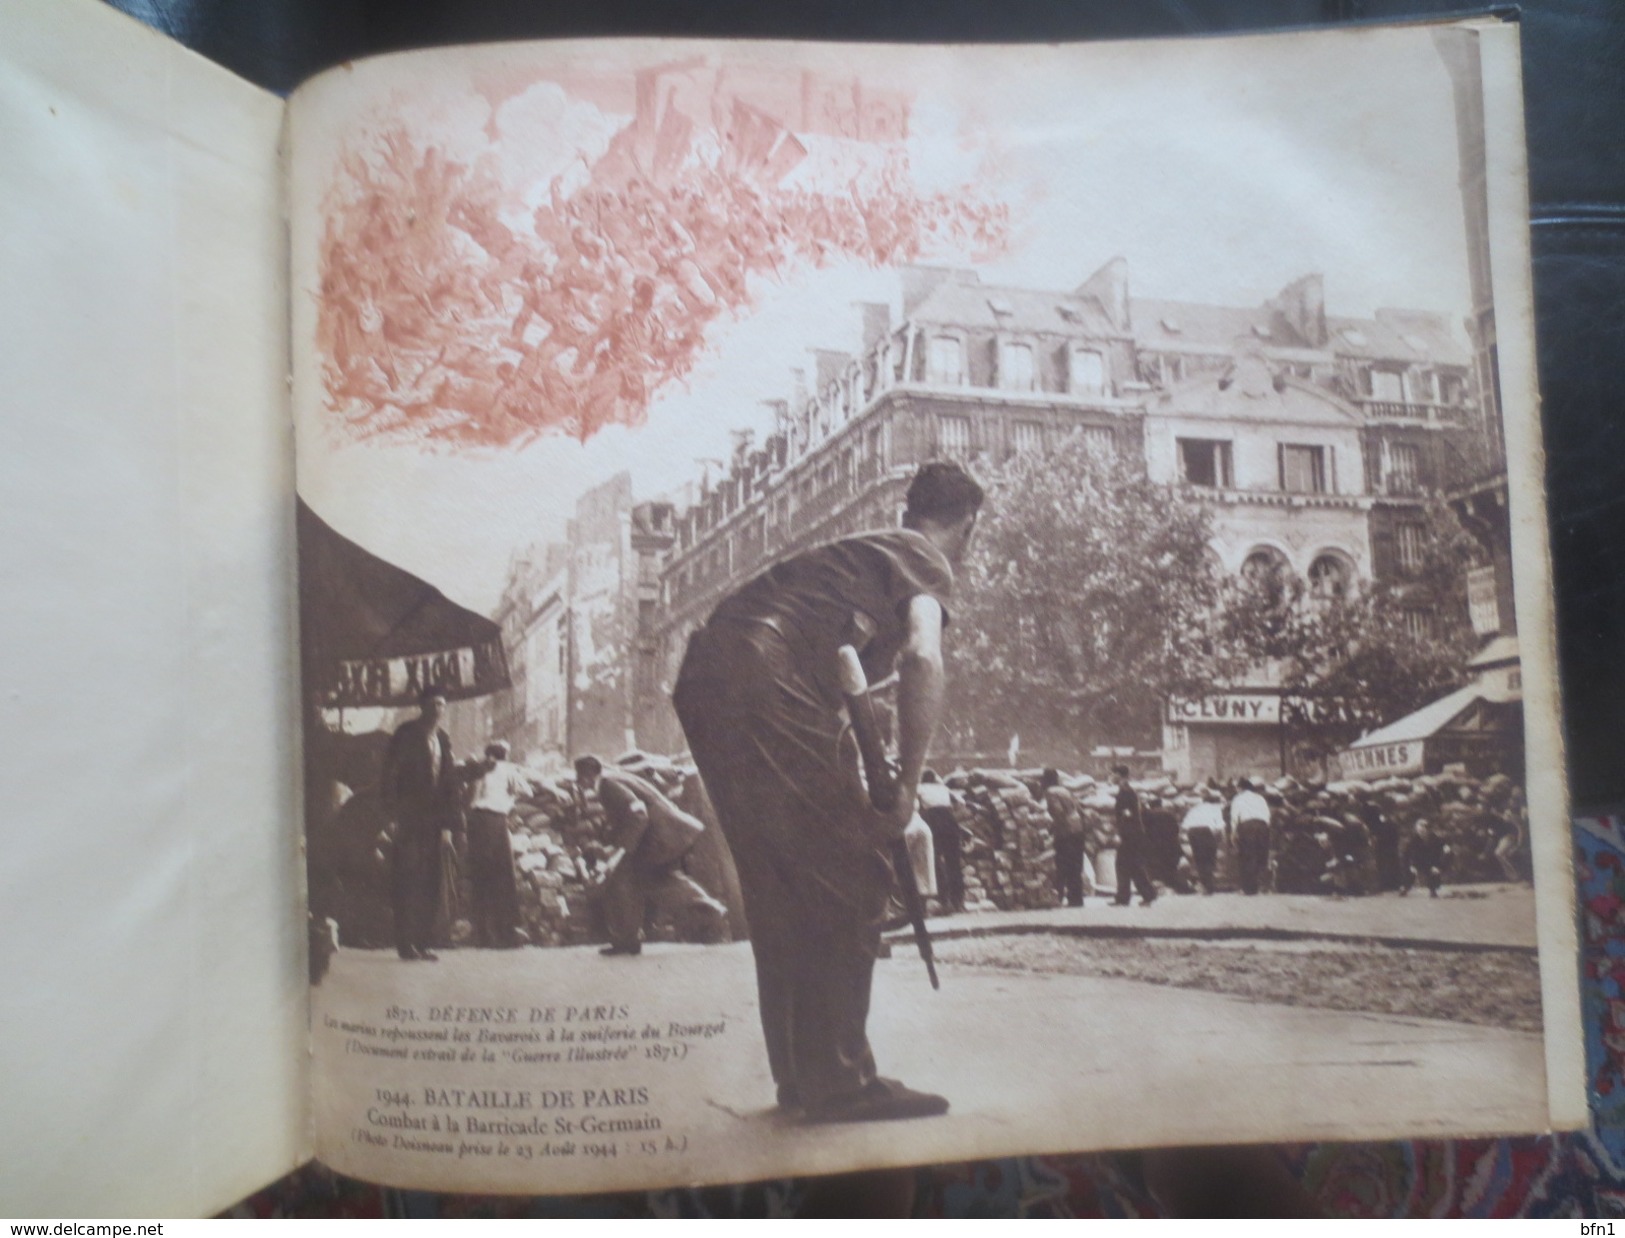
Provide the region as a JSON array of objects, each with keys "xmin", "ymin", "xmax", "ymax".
[
  {"xmin": 1075, "ymin": 256, "xmax": 1131, "ymax": 332},
  {"xmin": 900, "ymin": 265, "xmax": 957, "ymax": 316},
  {"xmin": 858, "ymin": 302, "xmax": 892, "ymax": 352},
  {"xmin": 813, "ymin": 348, "xmax": 850, "ymax": 393},
  {"xmin": 1270, "ymin": 274, "xmax": 1327, "ymax": 347}
]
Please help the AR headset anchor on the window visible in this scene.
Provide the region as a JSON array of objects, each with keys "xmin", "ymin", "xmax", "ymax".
[
  {"xmin": 1369, "ymin": 369, "xmax": 1405, "ymax": 402},
  {"xmin": 938, "ymin": 414, "xmax": 971, "ymax": 456},
  {"xmin": 1405, "ymin": 369, "xmax": 1438, "ymax": 404},
  {"xmin": 928, "ymin": 336, "xmax": 965, "ymax": 385},
  {"xmin": 1070, "ymin": 348, "xmax": 1106, "ymax": 395},
  {"xmin": 1396, "ymin": 521, "xmax": 1426, "ymax": 574},
  {"xmin": 1178, "ymin": 438, "xmax": 1233, "ymax": 488},
  {"xmin": 1011, "ymin": 420, "xmax": 1045, "ymax": 455},
  {"xmin": 1241, "ymin": 547, "xmax": 1293, "ymax": 608},
  {"xmin": 999, "ymin": 341, "xmax": 1036, "ymax": 391},
  {"xmin": 1279, "ymin": 443, "xmax": 1329, "ymax": 494},
  {"xmin": 1385, "ymin": 441, "xmax": 1421, "ymax": 495},
  {"xmin": 1402, "ymin": 608, "xmax": 1433, "ymax": 641},
  {"xmin": 1079, "ymin": 425, "xmax": 1116, "ymax": 460},
  {"xmin": 637, "ymin": 552, "xmax": 660, "ymax": 588},
  {"xmin": 1308, "ymin": 554, "xmax": 1352, "ymax": 604}
]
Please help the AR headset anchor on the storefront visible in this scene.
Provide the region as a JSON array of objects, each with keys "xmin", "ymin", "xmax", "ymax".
[
  {"xmin": 298, "ymin": 500, "xmax": 516, "ymax": 949},
  {"xmin": 1162, "ymin": 691, "xmax": 1286, "ymax": 785},
  {"xmin": 1336, "ymin": 636, "xmax": 1523, "ymax": 782}
]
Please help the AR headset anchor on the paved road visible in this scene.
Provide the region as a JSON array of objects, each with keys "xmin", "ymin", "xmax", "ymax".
[{"xmin": 310, "ymin": 890, "xmax": 1548, "ymax": 1195}]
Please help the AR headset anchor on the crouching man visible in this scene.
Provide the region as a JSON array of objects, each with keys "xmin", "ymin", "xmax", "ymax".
[{"xmin": 575, "ymin": 755, "xmax": 729, "ymax": 955}]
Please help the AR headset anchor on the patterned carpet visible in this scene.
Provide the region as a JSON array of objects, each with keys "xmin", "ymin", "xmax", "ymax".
[{"xmin": 229, "ymin": 817, "xmax": 1625, "ymax": 1218}]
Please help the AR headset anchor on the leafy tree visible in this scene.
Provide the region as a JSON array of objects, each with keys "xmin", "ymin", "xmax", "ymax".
[
  {"xmin": 945, "ymin": 433, "xmax": 1229, "ymax": 758},
  {"xmin": 1216, "ymin": 499, "xmax": 1483, "ymax": 770}
]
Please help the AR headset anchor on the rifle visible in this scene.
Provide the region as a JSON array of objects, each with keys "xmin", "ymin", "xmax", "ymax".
[{"xmin": 836, "ymin": 644, "xmax": 940, "ymax": 990}]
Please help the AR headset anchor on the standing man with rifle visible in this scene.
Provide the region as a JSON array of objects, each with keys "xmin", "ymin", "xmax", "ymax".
[{"xmin": 674, "ymin": 462, "xmax": 983, "ymax": 1124}]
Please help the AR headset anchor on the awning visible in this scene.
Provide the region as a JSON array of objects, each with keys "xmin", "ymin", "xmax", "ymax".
[
  {"xmin": 297, "ymin": 499, "xmax": 510, "ymax": 707},
  {"xmin": 1337, "ymin": 671, "xmax": 1521, "ymax": 781}
]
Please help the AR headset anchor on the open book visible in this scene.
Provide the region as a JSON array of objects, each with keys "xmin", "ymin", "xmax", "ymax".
[{"xmin": 3, "ymin": 0, "xmax": 1585, "ymax": 1216}]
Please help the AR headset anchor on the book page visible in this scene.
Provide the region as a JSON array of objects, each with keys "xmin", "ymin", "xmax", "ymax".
[
  {"xmin": 0, "ymin": 0, "xmax": 305, "ymax": 1217},
  {"xmin": 287, "ymin": 20, "xmax": 1581, "ymax": 1194}
]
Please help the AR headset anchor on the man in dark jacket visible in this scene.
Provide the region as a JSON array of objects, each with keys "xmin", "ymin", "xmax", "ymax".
[
  {"xmin": 1043, "ymin": 769, "xmax": 1087, "ymax": 908},
  {"xmin": 1401, "ymin": 818, "xmax": 1451, "ymax": 898},
  {"xmin": 673, "ymin": 462, "xmax": 982, "ymax": 1123},
  {"xmin": 1111, "ymin": 766, "xmax": 1157, "ymax": 907},
  {"xmin": 1142, "ymin": 792, "xmax": 1188, "ymax": 894},
  {"xmin": 381, "ymin": 689, "xmax": 468, "ymax": 961}
]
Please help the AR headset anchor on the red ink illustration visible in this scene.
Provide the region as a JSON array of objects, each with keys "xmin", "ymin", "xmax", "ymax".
[{"xmin": 317, "ymin": 61, "xmax": 1012, "ymax": 447}]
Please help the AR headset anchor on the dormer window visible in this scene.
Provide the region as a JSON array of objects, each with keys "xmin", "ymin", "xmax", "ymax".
[
  {"xmin": 1251, "ymin": 323, "xmax": 1272, "ymax": 339},
  {"xmin": 1405, "ymin": 369, "xmax": 1438, "ymax": 403},
  {"xmin": 1369, "ymin": 369, "xmax": 1405, "ymax": 402},
  {"xmin": 987, "ymin": 297, "xmax": 1014, "ymax": 317},
  {"xmin": 1070, "ymin": 348, "xmax": 1106, "ymax": 395},
  {"xmin": 999, "ymin": 341, "xmax": 1036, "ymax": 391},
  {"xmin": 1341, "ymin": 327, "xmax": 1368, "ymax": 348},
  {"xmin": 928, "ymin": 335, "xmax": 965, "ymax": 385},
  {"xmin": 1160, "ymin": 317, "xmax": 1182, "ymax": 334}
]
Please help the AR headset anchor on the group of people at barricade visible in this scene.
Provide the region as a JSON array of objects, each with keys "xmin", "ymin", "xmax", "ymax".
[
  {"xmin": 379, "ymin": 684, "xmax": 1532, "ymax": 969},
  {"xmin": 1018, "ymin": 762, "xmax": 1531, "ymax": 906},
  {"xmin": 376, "ymin": 686, "xmax": 731, "ymax": 961}
]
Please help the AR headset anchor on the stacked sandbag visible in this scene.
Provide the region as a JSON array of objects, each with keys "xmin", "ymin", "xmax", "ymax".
[
  {"xmin": 949, "ymin": 772, "xmax": 1062, "ymax": 912},
  {"xmin": 506, "ymin": 777, "xmax": 611, "ymax": 946}
]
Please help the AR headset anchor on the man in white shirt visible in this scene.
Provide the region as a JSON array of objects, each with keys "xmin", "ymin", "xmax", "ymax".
[
  {"xmin": 916, "ymin": 770, "xmax": 964, "ymax": 912},
  {"xmin": 1229, "ymin": 779, "xmax": 1273, "ymax": 896},
  {"xmin": 1180, "ymin": 788, "xmax": 1226, "ymax": 895},
  {"xmin": 465, "ymin": 741, "xmax": 534, "ymax": 948}
]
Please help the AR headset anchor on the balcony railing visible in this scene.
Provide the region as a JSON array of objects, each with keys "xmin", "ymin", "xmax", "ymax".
[{"xmin": 1359, "ymin": 399, "xmax": 1462, "ymax": 424}]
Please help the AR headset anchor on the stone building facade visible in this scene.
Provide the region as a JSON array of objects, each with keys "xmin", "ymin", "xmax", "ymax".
[
  {"xmin": 477, "ymin": 474, "xmax": 643, "ymax": 770},
  {"xmin": 633, "ymin": 258, "xmax": 1487, "ymax": 775}
]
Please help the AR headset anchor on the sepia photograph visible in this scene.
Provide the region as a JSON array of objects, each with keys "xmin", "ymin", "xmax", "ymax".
[{"xmin": 287, "ymin": 25, "xmax": 1562, "ymax": 1190}]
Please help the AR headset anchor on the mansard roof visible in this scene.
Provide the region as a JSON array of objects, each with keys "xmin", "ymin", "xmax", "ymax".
[
  {"xmin": 1132, "ymin": 297, "xmax": 1468, "ymax": 367},
  {"xmin": 901, "ymin": 265, "xmax": 1469, "ymax": 368},
  {"xmin": 1325, "ymin": 310, "xmax": 1470, "ymax": 366},
  {"xmin": 1131, "ymin": 297, "xmax": 1283, "ymax": 351},
  {"xmin": 906, "ymin": 271, "xmax": 1120, "ymax": 338},
  {"xmin": 1152, "ymin": 354, "xmax": 1363, "ymax": 426}
]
